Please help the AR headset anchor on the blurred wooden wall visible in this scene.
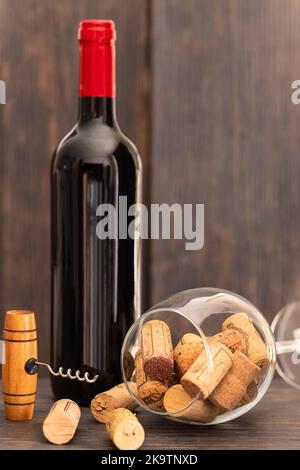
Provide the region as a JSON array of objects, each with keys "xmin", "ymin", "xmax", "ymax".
[
  {"xmin": 150, "ymin": 0, "xmax": 300, "ymax": 319},
  {"xmin": 2, "ymin": 0, "xmax": 300, "ymax": 363}
]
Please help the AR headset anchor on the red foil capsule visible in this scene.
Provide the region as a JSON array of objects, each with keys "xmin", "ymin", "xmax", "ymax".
[{"xmin": 78, "ymin": 19, "xmax": 116, "ymax": 97}]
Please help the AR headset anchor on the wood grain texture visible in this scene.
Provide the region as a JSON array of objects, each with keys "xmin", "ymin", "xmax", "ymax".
[
  {"xmin": 0, "ymin": 0, "xmax": 150, "ymax": 364},
  {"xmin": 0, "ymin": 377, "xmax": 299, "ymax": 449},
  {"xmin": 2, "ymin": 311, "xmax": 37, "ymax": 421},
  {"xmin": 151, "ymin": 0, "xmax": 300, "ymax": 321}
]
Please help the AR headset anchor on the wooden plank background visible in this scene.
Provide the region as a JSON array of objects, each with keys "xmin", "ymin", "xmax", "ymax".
[
  {"xmin": 151, "ymin": 0, "xmax": 300, "ymax": 319},
  {"xmin": 1, "ymin": 0, "xmax": 300, "ymax": 363}
]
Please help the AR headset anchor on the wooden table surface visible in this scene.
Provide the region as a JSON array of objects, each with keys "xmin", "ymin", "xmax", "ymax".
[{"xmin": 0, "ymin": 378, "xmax": 299, "ymax": 450}]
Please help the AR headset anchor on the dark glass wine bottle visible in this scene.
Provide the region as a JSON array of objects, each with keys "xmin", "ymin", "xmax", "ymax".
[{"xmin": 51, "ymin": 20, "xmax": 142, "ymax": 405}]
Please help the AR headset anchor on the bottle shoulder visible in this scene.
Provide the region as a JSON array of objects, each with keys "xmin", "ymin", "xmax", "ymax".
[
  {"xmin": 52, "ymin": 121, "xmax": 142, "ymax": 171},
  {"xmin": 116, "ymin": 127, "xmax": 142, "ymax": 171}
]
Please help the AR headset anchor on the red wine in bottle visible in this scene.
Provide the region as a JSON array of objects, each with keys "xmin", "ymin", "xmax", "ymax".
[{"xmin": 51, "ymin": 20, "xmax": 142, "ymax": 405}]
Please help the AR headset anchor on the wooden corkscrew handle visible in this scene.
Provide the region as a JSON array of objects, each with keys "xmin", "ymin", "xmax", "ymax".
[{"xmin": 2, "ymin": 310, "xmax": 38, "ymax": 421}]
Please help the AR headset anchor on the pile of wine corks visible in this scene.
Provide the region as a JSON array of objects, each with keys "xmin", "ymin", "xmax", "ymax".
[
  {"xmin": 89, "ymin": 312, "xmax": 269, "ymax": 448},
  {"xmin": 134, "ymin": 313, "xmax": 268, "ymax": 422}
]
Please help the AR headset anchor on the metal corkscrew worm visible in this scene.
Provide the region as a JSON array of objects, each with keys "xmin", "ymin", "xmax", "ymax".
[{"xmin": 25, "ymin": 358, "xmax": 99, "ymax": 384}]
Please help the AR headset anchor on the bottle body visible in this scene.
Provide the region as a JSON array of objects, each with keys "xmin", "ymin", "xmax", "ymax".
[
  {"xmin": 51, "ymin": 105, "xmax": 142, "ymax": 404},
  {"xmin": 50, "ymin": 21, "xmax": 142, "ymax": 405}
]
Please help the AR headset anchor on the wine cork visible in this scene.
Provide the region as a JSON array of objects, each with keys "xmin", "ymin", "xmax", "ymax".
[
  {"xmin": 135, "ymin": 350, "xmax": 167, "ymax": 409},
  {"xmin": 165, "ymin": 372, "xmax": 179, "ymax": 388},
  {"xmin": 181, "ymin": 341, "xmax": 233, "ymax": 400},
  {"xmin": 141, "ymin": 320, "xmax": 173, "ymax": 380},
  {"xmin": 123, "ymin": 351, "xmax": 135, "ymax": 380},
  {"xmin": 163, "ymin": 384, "xmax": 218, "ymax": 423},
  {"xmin": 222, "ymin": 313, "xmax": 269, "ymax": 368},
  {"xmin": 174, "ymin": 342, "xmax": 204, "ymax": 377},
  {"xmin": 210, "ymin": 329, "xmax": 247, "ymax": 354},
  {"xmin": 209, "ymin": 351, "xmax": 260, "ymax": 411},
  {"xmin": 91, "ymin": 383, "xmax": 138, "ymax": 423},
  {"xmin": 239, "ymin": 380, "xmax": 258, "ymax": 405},
  {"xmin": 175, "ymin": 333, "xmax": 203, "ymax": 348},
  {"xmin": 106, "ymin": 408, "xmax": 145, "ymax": 450},
  {"xmin": 43, "ymin": 399, "xmax": 81, "ymax": 445}
]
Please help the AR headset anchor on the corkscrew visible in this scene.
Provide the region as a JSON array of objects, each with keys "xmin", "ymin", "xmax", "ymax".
[
  {"xmin": 1, "ymin": 310, "xmax": 99, "ymax": 422},
  {"xmin": 24, "ymin": 359, "xmax": 99, "ymax": 383}
]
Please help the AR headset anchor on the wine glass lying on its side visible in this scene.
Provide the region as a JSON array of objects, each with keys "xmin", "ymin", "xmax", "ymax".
[{"xmin": 121, "ymin": 287, "xmax": 300, "ymax": 425}]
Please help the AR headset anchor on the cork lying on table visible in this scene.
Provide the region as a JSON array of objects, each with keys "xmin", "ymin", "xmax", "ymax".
[
  {"xmin": 164, "ymin": 384, "xmax": 218, "ymax": 422},
  {"xmin": 222, "ymin": 313, "xmax": 269, "ymax": 369},
  {"xmin": 43, "ymin": 399, "xmax": 81, "ymax": 445},
  {"xmin": 105, "ymin": 408, "xmax": 145, "ymax": 450},
  {"xmin": 141, "ymin": 320, "xmax": 174, "ymax": 380},
  {"xmin": 209, "ymin": 350, "xmax": 261, "ymax": 411},
  {"xmin": 91, "ymin": 382, "xmax": 138, "ymax": 423},
  {"xmin": 135, "ymin": 350, "xmax": 167, "ymax": 409},
  {"xmin": 180, "ymin": 341, "xmax": 233, "ymax": 400}
]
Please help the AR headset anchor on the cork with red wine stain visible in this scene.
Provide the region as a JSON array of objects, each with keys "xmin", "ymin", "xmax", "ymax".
[{"xmin": 141, "ymin": 320, "xmax": 174, "ymax": 380}]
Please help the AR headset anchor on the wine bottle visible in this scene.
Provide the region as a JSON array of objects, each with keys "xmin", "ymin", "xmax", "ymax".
[{"xmin": 51, "ymin": 20, "xmax": 142, "ymax": 405}]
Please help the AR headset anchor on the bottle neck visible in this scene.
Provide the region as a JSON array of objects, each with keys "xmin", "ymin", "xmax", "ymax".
[
  {"xmin": 78, "ymin": 97, "xmax": 117, "ymax": 124},
  {"xmin": 78, "ymin": 39, "xmax": 116, "ymax": 124}
]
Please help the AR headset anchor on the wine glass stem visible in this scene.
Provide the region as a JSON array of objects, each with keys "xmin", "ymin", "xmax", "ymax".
[{"xmin": 275, "ymin": 339, "xmax": 300, "ymax": 355}]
